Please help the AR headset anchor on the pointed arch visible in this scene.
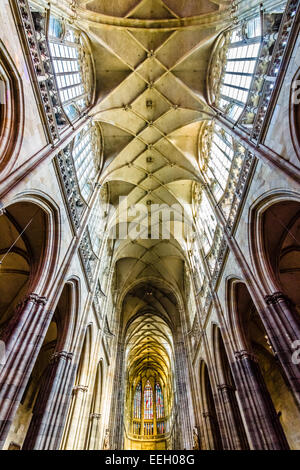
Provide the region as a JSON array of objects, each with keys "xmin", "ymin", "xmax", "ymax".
[{"xmin": 0, "ymin": 40, "xmax": 24, "ymax": 176}]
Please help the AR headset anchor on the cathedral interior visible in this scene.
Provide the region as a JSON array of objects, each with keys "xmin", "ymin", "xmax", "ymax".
[{"xmin": 0, "ymin": 0, "xmax": 300, "ymax": 451}]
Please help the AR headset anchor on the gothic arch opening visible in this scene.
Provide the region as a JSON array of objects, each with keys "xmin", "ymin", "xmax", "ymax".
[
  {"xmin": 107, "ymin": 278, "xmax": 192, "ymax": 451},
  {"xmin": 0, "ymin": 201, "xmax": 50, "ymax": 331},
  {"xmin": 0, "ymin": 40, "xmax": 24, "ymax": 176},
  {"xmin": 124, "ymin": 310, "xmax": 174, "ymax": 450},
  {"xmin": 261, "ymin": 198, "xmax": 300, "ymax": 312}
]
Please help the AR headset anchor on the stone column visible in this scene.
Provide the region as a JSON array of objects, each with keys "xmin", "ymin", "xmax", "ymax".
[
  {"xmin": 64, "ymin": 384, "xmax": 89, "ymax": 449},
  {"xmin": 204, "ymin": 181, "xmax": 300, "ymax": 411},
  {"xmin": 264, "ymin": 292, "xmax": 300, "ymax": 405},
  {"xmin": 22, "ymin": 350, "xmax": 74, "ymax": 450},
  {"xmin": 231, "ymin": 350, "xmax": 289, "ymax": 450},
  {"xmin": 109, "ymin": 341, "xmax": 126, "ymax": 449},
  {"xmin": 202, "ymin": 411, "xmax": 218, "ymax": 449},
  {"xmin": 216, "ymin": 383, "xmax": 249, "ymax": 450},
  {"xmin": 174, "ymin": 340, "xmax": 193, "ymax": 449},
  {"xmin": 0, "ymin": 293, "xmax": 50, "ymax": 449}
]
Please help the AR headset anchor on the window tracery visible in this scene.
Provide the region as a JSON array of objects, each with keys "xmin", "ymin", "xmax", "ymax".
[
  {"xmin": 48, "ymin": 17, "xmax": 94, "ymax": 121},
  {"xmin": 208, "ymin": 1, "xmax": 298, "ymax": 139},
  {"xmin": 144, "ymin": 380, "xmax": 153, "ymax": 420},
  {"xmin": 218, "ymin": 17, "xmax": 262, "ymax": 122},
  {"xmin": 156, "ymin": 383, "xmax": 164, "ymax": 419},
  {"xmin": 196, "ymin": 191, "xmax": 217, "ymax": 256},
  {"xmin": 72, "ymin": 122, "xmax": 100, "ymax": 201},
  {"xmin": 88, "ymin": 196, "xmax": 102, "ymax": 256},
  {"xmin": 133, "ymin": 382, "xmax": 141, "ymax": 420},
  {"xmin": 131, "ymin": 379, "xmax": 166, "ymax": 436}
]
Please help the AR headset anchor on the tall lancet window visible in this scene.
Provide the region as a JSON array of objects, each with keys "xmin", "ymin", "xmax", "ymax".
[
  {"xmin": 88, "ymin": 196, "xmax": 102, "ymax": 256},
  {"xmin": 144, "ymin": 380, "xmax": 153, "ymax": 420},
  {"xmin": 133, "ymin": 383, "xmax": 141, "ymax": 419},
  {"xmin": 219, "ymin": 16, "xmax": 261, "ymax": 121},
  {"xmin": 206, "ymin": 125, "xmax": 234, "ymax": 201},
  {"xmin": 48, "ymin": 16, "xmax": 93, "ymax": 121},
  {"xmin": 72, "ymin": 122, "xmax": 99, "ymax": 202},
  {"xmin": 197, "ymin": 192, "xmax": 217, "ymax": 255},
  {"xmin": 155, "ymin": 383, "xmax": 164, "ymax": 419}
]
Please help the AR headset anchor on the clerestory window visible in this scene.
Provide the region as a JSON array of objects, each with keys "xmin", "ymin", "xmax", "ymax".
[
  {"xmin": 48, "ymin": 16, "xmax": 93, "ymax": 121},
  {"xmin": 218, "ymin": 17, "xmax": 262, "ymax": 121}
]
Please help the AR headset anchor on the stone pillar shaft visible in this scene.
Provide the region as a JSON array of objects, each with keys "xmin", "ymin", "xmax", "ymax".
[
  {"xmin": 88, "ymin": 413, "xmax": 102, "ymax": 450},
  {"xmin": 217, "ymin": 384, "xmax": 249, "ymax": 450},
  {"xmin": 174, "ymin": 340, "xmax": 193, "ymax": 449},
  {"xmin": 231, "ymin": 350, "xmax": 289, "ymax": 450},
  {"xmin": 263, "ymin": 292, "xmax": 300, "ymax": 404},
  {"xmin": 22, "ymin": 350, "xmax": 74, "ymax": 450},
  {"xmin": 0, "ymin": 293, "xmax": 50, "ymax": 449},
  {"xmin": 202, "ymin": 411, "xmax": 218, "ymax": 449}
]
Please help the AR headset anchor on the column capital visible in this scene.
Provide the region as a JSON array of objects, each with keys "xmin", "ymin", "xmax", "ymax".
[
  {"xmin": 234, "ymin": 349, "xmax": 258, "ymax": 362},
  {"xmin": 217, "ymin": 383, "xmax": 235, "ymax": 392},
  {"xmin": 72, "ymin": 385, "xmax": 88, "ymax": 394},
  {"xmin": 50, "ymin": 350, "xmax": 73, "ymax": 363},
  {"xmin": 27, "ymin": 293, "xmax": 48, "ymax": 305},
  {"xmin": 265, "ymin": 292, "xmax": 289, "ymax": 306},
  {"xmin": 90, "ymin": 413, "xmax": 101, "ymax": 420}
]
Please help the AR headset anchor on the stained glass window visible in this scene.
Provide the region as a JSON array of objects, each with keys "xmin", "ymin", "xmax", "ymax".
[
  {"xmin": 144, "ymin": 380, "xmax": 153, "ymax": 420},
  {"xmin": 133, "ymin": 382, "xmax": 141, "ymax": 419},
  {"xmin": 157, "ymin": 421, "xmax": 165, "ymax": 434},
  {"xmin": 156, "ymin": 383, "xmax": 164, "ymax": 419}
]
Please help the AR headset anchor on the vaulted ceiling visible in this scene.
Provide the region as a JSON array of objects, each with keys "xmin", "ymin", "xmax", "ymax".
[
  {"xmin": 122, "ymin": 282, "xmax": 176, "ymax": 399},
  {"xmin": 73, "ymin": 0, "xmax": 231, "ymax": 380}
]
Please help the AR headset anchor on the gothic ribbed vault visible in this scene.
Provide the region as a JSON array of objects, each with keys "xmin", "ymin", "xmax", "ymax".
[{"xmin": 75, "ymin": 0, "xmax": 231, "ymax": 301}]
